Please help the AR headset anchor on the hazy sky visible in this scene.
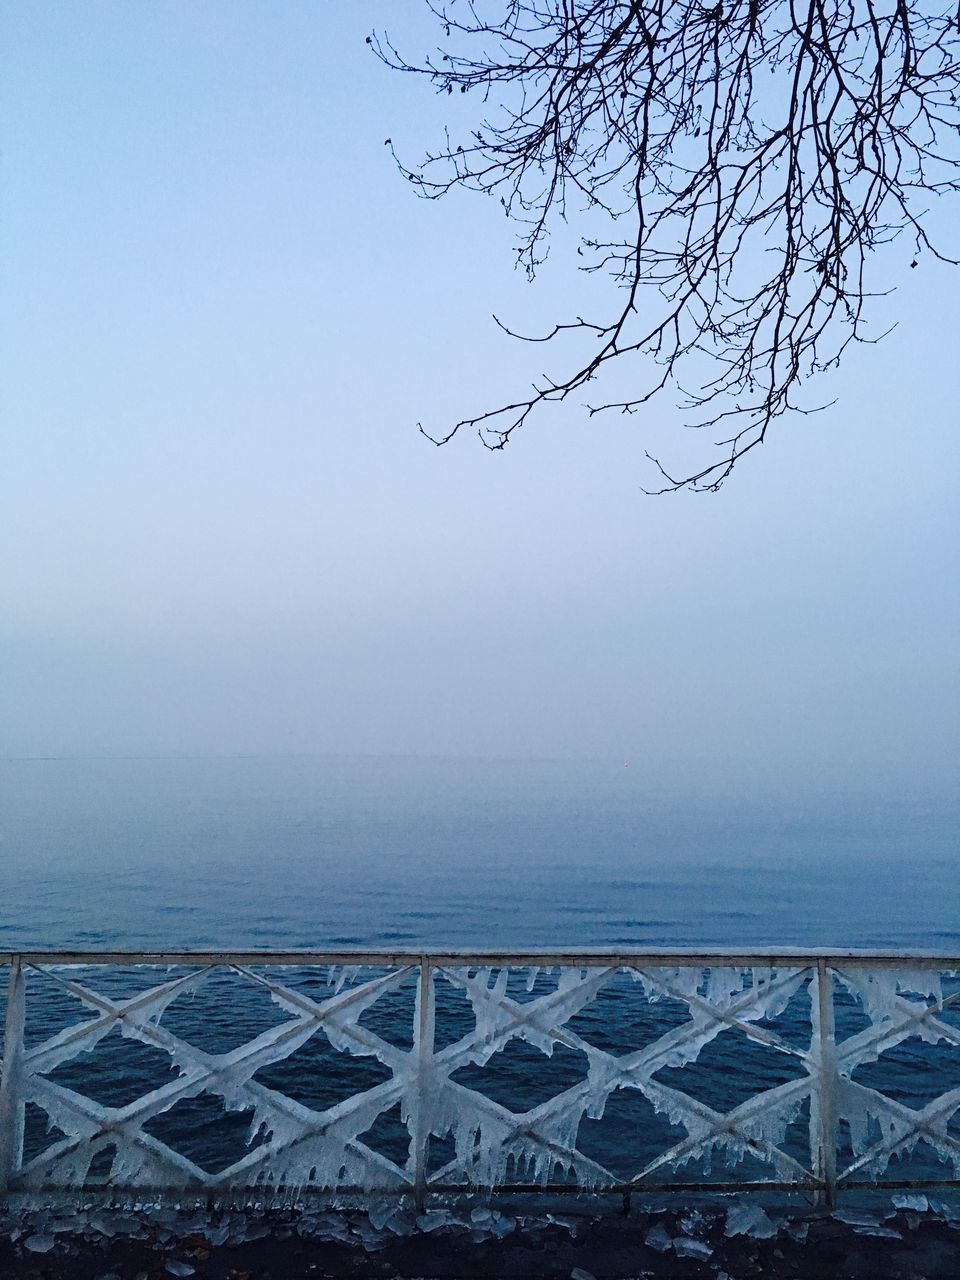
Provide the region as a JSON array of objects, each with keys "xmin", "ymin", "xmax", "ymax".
[{"xmin": 2, "ymin": 2, "xmax": 957, "ymax": 789}]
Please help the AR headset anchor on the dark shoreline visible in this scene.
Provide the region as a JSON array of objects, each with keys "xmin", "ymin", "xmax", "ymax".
[{"xmin": 3, "ymin": 1202, "xmax": 960, "ymax": 1278}]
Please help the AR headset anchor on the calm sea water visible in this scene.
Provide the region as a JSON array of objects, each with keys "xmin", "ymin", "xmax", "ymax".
[{"xmin": 1, "ymin": 755, "xmax": 957, "ymax": 952}]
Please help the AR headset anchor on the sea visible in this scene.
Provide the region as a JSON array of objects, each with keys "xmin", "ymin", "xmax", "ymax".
[
  {"xmin": 1, "ymin": 754, "xmax": 958, "ymax": 1182},
  {"xmin": 0, "ymin": 754, "xmax": 958, "ymax": 952}
]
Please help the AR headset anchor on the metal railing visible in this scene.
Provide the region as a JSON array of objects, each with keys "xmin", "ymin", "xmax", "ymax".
[{"xmin": 1, "ymin": 949, "xmax": 959, "ymax": 1207}]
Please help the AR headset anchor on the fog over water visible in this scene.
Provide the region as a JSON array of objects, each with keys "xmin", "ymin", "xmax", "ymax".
[
  {"xmin": 1, "ymin": 4, "xmax": 957, "ymax": 911},
  {"xmin": 0, "ymin": 756, "xmax": 957, "ymax": 952}
]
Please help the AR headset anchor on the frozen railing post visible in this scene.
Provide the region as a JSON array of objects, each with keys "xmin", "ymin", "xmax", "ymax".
[
  {"xmin": 811, "ymin": 959, "xmax": 838, "ymax": 1208},
  {"xmin": 410, "ymin": 956, "xmax": 434, "ymax": 1212},
  {"xmin": 0, "ymin": 957, "xmax": 26, "ymax": 1193}
]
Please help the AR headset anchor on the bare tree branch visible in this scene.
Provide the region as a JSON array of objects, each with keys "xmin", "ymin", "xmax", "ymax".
[{"xmin": 372, "ymin": 0, "xmax": 960, "ymax": 490}]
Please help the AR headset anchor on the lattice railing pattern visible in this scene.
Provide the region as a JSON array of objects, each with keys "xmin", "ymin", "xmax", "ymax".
[{"xmin": 1, "ymin": 952, "xmax": 958, "ymax": 1204}]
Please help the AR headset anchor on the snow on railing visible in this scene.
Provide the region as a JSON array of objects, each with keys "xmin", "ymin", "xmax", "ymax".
[{"xmin": 1, "ymin": 950, "xmax": 959, "ymax": 1207}]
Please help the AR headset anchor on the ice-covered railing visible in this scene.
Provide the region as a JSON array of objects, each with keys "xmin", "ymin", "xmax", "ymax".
[{"xmin": 1, "ymin": 950, "xmax": 959, "ymax": 1207}]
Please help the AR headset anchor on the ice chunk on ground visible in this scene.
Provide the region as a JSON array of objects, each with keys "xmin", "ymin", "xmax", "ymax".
[
  {"xmin": 164, "ymin": 1262, "xmax": 196, "ymax": 1278},
  {"xmin": 892, "ymin": 1193, "xmax": 929, "ymax": 1212},
  {"xmin": 834, "ymin": 1209, "xmax": 882, "ymax": 1227},
  {"xmin": 644, "ymin": 1222, "xmax": 672, "ymax": 1252},
  {"xmin": 239, "ymin": 1222, "xmax": 270, "ymax": 1241},
  {"xmin": 674, "ymin": 1236, "xmax": 713, "ymax": 1259},
  {"xmin": 571, "ymin": 1269, "xmax": 597, "ymax": 1280},
  {"xmin": 368, "ymin": 1198, "xmax": 401, "ymax": 1231},
  {"xmin": 725, "ymin": 1203, "xmax": 777, "ymax": 1238},
  {"xmin": 416, "ymin": 1209, "xmax": 459, "ymax": 1233},
  {"xmin": 23, "ymin": 1233, "xmax": 56, "ymax": 1253}
]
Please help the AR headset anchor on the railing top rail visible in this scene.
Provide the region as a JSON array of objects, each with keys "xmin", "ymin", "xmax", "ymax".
[{"xmin": 2, "ymin": 947, "xmax": 959, "ymax": 967}]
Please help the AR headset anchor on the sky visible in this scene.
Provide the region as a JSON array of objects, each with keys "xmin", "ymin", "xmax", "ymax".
[{"xmin": 1, "ymin": 1, "xmax": 958, "ymax": 793}]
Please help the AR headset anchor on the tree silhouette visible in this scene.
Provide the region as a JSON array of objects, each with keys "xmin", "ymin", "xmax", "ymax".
[{"xmin": 372, "ymin": 0, "xmax": 960, "ymax": 489}]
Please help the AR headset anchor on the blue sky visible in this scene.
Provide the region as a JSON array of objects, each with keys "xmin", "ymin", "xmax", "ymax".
[{"xmin": 1, "ymin": 1, "xmax": 957, "ymax": 791}]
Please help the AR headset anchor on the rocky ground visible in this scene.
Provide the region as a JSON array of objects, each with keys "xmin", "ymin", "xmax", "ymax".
[{"xmin": 2, "ymin": 1197, "xmax": 959, "ymax": 1278}]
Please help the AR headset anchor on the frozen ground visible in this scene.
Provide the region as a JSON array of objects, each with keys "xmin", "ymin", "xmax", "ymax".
[{"xmin": 2, "ymin": 1198, "xmax": 960, "ymax": 1278}]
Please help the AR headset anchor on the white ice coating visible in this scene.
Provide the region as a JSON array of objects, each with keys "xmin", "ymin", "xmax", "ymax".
[
  {"xmin": 837, "ymin": 966, "xmax": 943, "ymax": 1027},
  {"xmin": 3, "ymin": 959, "xmax": 959, "ymax": 1199},
  {"xmin": 417, "ymin": 963, "xmax": 811, "ymax": 1189},
  {"xmin": 13, "ymin": 963, "xmax": 417, "ymax": 1195},
  {"xmin": 829, "ymin": 966, "xmax": 960, "ymax": 1180}
]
